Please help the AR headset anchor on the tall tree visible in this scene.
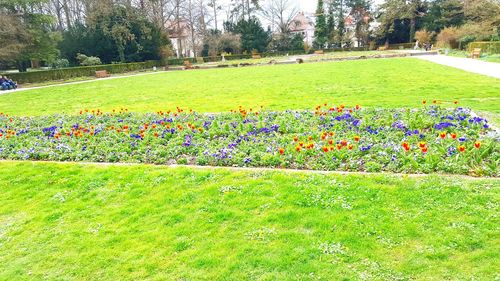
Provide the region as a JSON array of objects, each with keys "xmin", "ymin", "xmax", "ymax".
[
  {"xmin": 207, "ymin": 0, "xmax": 222, "ymax": 30},
  {"xmin": 260, "ymin": 0, "xmax": 298, "ymax": 33},
  {"xmin": 313, "ymin": 0, "xmax": 328, "ymax": 48},
  {"xmin": 377, "ymin": 0, "xmax": 426, "ymax": 43},
  {"xmin": 226, "ymin": 16, "xmax": 269, "ymax": 52},
  {"xmin": 0, "ymin": 0, "xmax": 60, "ymax": 71}
]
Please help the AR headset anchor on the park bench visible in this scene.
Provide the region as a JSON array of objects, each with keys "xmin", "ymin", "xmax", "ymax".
[
  {"xmin": 471, "ymin": 48, "xmax": 481, "ymax": 59},
  {"xmin": 95, "ymin": 70, "xmax": 110, "ymax": 78},
  {"xmin": 183, "ymin": 60, "xmax": 193, "ymax": 70},
  {"xmin": 252, "ymin": 54, "xmax": 262, "ymax": 59},
  {"xmin": 314, "ymin": 50, "xmax": 324, "ymax": 55}
]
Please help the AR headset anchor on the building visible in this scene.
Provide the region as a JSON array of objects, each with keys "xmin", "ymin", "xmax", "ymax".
[
  {"xmin": 288, "ymin": 12, "xmax": 316, "ymax": 46},
  {"xmin": 165, "ymin": 19, "xmax": 197, "ymax": 58}
]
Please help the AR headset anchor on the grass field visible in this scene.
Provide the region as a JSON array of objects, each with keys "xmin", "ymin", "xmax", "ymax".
[
  {"xmin": 0, "ymin": 58, "xmax": 499, "ymax": 117},
  {"xmin": 0, "ymin": 161, "xmax": 498, "ymax": 280},
  {"xmin": 1, "ymin": 57, "xmax": 499, "ymax": 279}
]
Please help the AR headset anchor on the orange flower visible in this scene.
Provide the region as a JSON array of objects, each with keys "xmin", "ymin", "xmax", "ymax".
[
  {"xmin": 293, "ymin": 136, "xmax": 299, "ymax": 142},
  {"xmin": 474, "ymin": 141, "xmax": 481, "ymax": 149},
  {"xmin": 422, "ymin": 100, "xmax": 427, "ymax": 105},
  {"xmin": 154, "ymin": 132, "xmax": 159, "ymax": 137},
  {"xmin": 322, "ymin": 146, "xmax": 329, "ymax": 153},
  {"xmin": 439, "ymin": 132, "xmax": 446, "ymax": 139},
  {"xmin": 459, "ymin": 145, "xmax": 466, "ymax": 152},
  {"xmin": 402, "ymin": 142, "xmax": 410, "ymax": 151},
  {"xmin": 341, "ymin": 140, "xmax": 347, "ymax": 147},
  {"xmin": 337, "ymin": 144, "xmax": 342, "ymax": 150},
  {"xmin": 308, "ymin": 136, "xmax": 313, "ymax": 141},
  {"xmin": 419, "ymin": 142, "xmax": 426, "ymax": 148},
  {"xmin": 295, "ymin": 146, "xmax": 301, "ymax": 152},
  {"xmin": 451, "ymin": 133, "xmax": 457, "ymax": 139},
  {"xmin": 454, "ymin": 100, "xmax": 458, "ymax": 104},
  {"xmin": 328, "ymin": 132, "xmax": 334, "ymax": 137},
  {"xmin": 348, "ymin": 144, "xmax": 354, "ymax": 150},
  {"xmin": 279, "ymin": 148, "xmax": 285, "ymax": 155},
  {"xmin": 328, "ymin": 140, "xmax": 333, "ymax": 145},
  {"xmin": 421, "ymin": 146, "xmax": 428, "ymax": 153},
  {"xmin": 354, "ymin": 135, "xmax": 360, "ymax": 142}
]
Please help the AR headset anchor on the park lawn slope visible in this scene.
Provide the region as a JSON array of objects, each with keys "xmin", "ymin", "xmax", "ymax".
[
  {"xmin": 0, "ymin": 161, "xmax": 498, "ymax": 280},
  {"xmin": 0, "ymin": 58, "xmax": 499, "ymax": 116}
]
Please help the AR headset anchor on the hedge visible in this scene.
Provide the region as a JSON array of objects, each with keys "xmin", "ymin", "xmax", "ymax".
[
  {"xmin": 3, "ymin": 60, "xmax": 161, "ymax": 84},
  {"xmin": 468, "ymin": 41, "xmax": 500, "ymax": 54},
  {"xmin": 385, "ymin": 43, "xmax": 414, "ymax": 50}
]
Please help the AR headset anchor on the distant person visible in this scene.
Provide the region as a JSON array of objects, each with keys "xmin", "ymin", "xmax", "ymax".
[
  {"xmin": 414, "ymin": 40, "xmax": 419, "ymax": 50},
  {"xmin": 0, "ymin": 76, "xmax": 17, "ymax": 91}
]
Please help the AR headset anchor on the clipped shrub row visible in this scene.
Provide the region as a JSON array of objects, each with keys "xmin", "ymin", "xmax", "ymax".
[
  {"xmin": 468, "ymin": 41, "xmax": 500, "ymax": 54},
  {"xmin": 4, "ymin": 61, "xmax": 161, "ymax": 84}
]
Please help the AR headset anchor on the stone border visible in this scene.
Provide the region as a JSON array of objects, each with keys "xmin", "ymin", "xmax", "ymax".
[
  {"xmin": 1, "ymin": 159, "xmax": 497, "ymax": 180},
  {"xmin": 172, "ymin": 51, "xmax": 439, "ymax": 71}
]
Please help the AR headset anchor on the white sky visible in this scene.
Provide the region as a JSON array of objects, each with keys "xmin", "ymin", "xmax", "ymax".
[{"xmin": 220, "ymin": 0, "xmax": 317, "ymax": 13}]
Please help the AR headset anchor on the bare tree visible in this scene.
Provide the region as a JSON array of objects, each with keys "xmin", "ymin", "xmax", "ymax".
[
  {"xmin": 260, "ymin": 0, "xmax": 298, "ymax": 33},
  {"xmin": 207, "ymin": 0, "xmax": 222, "ymax": 30}
]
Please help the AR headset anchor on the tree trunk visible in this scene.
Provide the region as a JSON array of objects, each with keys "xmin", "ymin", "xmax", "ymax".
[
  {"xmin": 212, "ymin": 0, "xmax": 218, "ymax": 30},
  {"xmin": 409, "ymin": 17, "xmax": 416, "ymax": 43},
  {"xmin": 62, "ymin": 0, "xmax": 71, "ymax": 28}
]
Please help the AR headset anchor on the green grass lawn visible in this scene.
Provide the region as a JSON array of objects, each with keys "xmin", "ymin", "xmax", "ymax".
[
  {"xmin": 0, "ymin": 161, "xmax": 498, "ymax": 280},
  {"xmin": 1, "ymin": 58, "xmax": 499, "ymax": 117}
]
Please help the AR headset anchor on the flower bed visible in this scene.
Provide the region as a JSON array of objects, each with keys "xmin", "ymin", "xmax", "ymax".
[{"xmin": 0, "ymin": 104, "xmax": 498, "ymax": 176}]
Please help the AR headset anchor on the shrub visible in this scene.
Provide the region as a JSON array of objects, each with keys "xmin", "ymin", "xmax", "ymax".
[
  {"xmin": 76, "ymin": 53, "xmax": 102, "ymax": 66},
  {"xmin": 2, "ymin": 61, "xmax": 160, "ymax": 84},
  {"xmin": 50, "ymin": 59, "xmax": 70, "ymax": 69},
  {"xmin": 415, "ymin": 29, "xmax": 433, "ymax": 44},
  {"xmin": 468, "ymin": 41, "xmax": 500, "ymax": 54},
  {"xmin": 436, "ymin": 27, "xmax": 460, "ymax": 49}
]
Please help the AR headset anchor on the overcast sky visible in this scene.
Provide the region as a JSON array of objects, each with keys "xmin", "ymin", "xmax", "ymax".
[
  {"xmin": 220, "ymin": 0, "xmax": 382, "ymax": 13},
  {"xmin": 220, "ymin": 0, "xmax": 316, "ymax": 13}
]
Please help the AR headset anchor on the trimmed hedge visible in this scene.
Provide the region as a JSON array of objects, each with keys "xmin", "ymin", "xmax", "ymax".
[
  {"xmin": 468, "ymin": 41, "xmax": 500, "ymax": 54},
  {"xmin": 386, "ymin": 43, "xmax": 414, "ymax": 50},
  {"xmin": 3, "ymin": 61, "xmax": 161, "ymax": 84}
]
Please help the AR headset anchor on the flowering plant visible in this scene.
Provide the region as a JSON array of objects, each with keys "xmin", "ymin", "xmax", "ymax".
[{"xmin": 0, "ymin": 104, "xmax": 497, "ymax": 176}]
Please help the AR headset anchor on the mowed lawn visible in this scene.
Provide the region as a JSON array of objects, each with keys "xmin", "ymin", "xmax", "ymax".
[
  {"xmin": 0, "ymin": 58, "xmax": 499, "ymax": 117},
  {"xmin": 0, "ymin": 161, "xmax": 498, "ymax": 280}
]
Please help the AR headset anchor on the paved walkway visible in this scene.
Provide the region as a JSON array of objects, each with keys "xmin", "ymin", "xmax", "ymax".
[
  {"xmin": 1, "ymin": 70, "xmax": 166, "ymax": 94},
  {"xmin": 416, "ymin": 55, "xmax": 500, "ymax": 78}
]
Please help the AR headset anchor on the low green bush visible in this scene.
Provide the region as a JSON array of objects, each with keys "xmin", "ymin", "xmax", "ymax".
[
  {"xmin": 3, "ymin": 61, "xmax": 161, "ymax": 84},
  {"xmin": 468, "ymin": 41, "xmax": 500, "ymax": 54}
]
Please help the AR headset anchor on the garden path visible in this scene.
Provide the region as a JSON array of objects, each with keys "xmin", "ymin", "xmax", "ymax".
[
  {"xmin": 416, "ymin": 55, "xmax": 500, "ymax": 78},
  {"xmin": 1, "ymin": 160, "xmax": 496, "ymax": 180}
]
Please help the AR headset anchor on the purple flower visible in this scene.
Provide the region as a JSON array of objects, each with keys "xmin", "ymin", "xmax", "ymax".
[{"xmin": 183, "ymin": 135, "xmax": 193, "ymax": 147}]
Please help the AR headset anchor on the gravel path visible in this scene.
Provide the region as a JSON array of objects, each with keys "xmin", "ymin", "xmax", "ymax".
[
  {"xmin": 0, "ymin": 71, "xmax": 166, "ymax": 95},
  {"xmin": 416, "ymin": 55, "xmax": 500, "ymax": 78},
  {"xmin": 1, "ymin": 160, "xmax": 497, "ymax": 180}
]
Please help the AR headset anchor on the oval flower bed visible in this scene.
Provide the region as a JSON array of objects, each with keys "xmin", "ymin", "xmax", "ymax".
[{"xmin": 0, "ymin": 104, "xmax": 498, "ymax": 176}]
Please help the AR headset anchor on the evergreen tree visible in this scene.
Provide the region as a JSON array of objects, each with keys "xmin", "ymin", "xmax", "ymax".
[
  {"xmin": 227, "ymin": 17, "xmax": 270, "ymax": 53},
  {"xmin": 326, "ymin": 0, "xmax": 336, "ymax": 47},
  {"xmin": 313, "ymin": 0, "xmax": 328, "ymax": 49}
]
